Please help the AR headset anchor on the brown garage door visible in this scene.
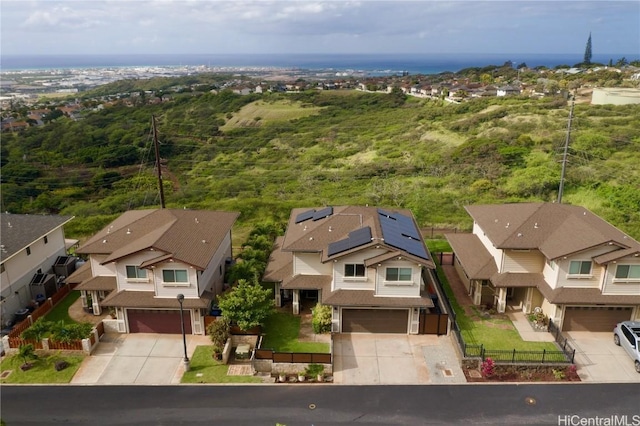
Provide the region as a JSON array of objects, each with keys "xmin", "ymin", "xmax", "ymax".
[
  {"xmin": 127, "ymin": 309, "xmax": 192, "ymax": 334},
  {"xmin": 563, "ymin": 306, "xmax": 632, "ymax": 332},
  {"xmin": 342, "ymin": 309, "xmax": 408, "ymax": 333}
]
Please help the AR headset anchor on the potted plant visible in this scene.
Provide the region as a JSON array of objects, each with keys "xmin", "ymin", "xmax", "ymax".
[
  {"xmin": 297, "ymin": 371, "xmax": 306, "ymax": 382},
  {"xmin": 305, "ymin": 363, "xmax": 324, "ymax": 382}
]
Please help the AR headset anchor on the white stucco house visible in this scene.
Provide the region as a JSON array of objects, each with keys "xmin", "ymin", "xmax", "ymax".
[
  {"xmin": 1, "ymin": 213, "xmax": 74, "ymax": 328},
  {"xmin": 447, "ymin": 203, "xmax": 640, "ymax": 332},
  {"xmin": 263, "ymin": 206, "xmax": 439, "ymax": 334},
  {"xmin": 66, "ymin": 209, "xmax": 238, "ymax": 335}
]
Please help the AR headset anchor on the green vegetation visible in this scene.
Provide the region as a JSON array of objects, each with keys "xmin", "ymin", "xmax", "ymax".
[
  {"xmin": 180, "ymin": 346, "xmax": 262, "ymax": 384},
  {"xmin": 43, "ymin": 290, "xmax": 81, "ymax": 324},
  {"xmin": 262, "ymin": 311, "xmax": 330, "ymax": 353},
  {"xmin": 0, "ymin": 352, "xmax": 84, "ymax": 384},
  {"xmin": 218, "ymin": 279, "xmax": 275, "ymax": 331},
  {"xmin": 311, "ymin": 303, "xmax": 332, "ymax": 334},
  {"xmin": 2, "ymin": 85, "xmax": 639, "ymax": 241},
  {"xmin": 21, "ymin": 318, "xmax": 93, "ymax": 343},
  {"xmin": 436, "ymin": 263, "xmax": 557, "ymax": 352}
]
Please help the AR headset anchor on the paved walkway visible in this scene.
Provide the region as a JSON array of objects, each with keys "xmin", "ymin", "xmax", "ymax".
[{"xmin": 68, "ymin": 297, "xmax": 109, "ymax": 325}]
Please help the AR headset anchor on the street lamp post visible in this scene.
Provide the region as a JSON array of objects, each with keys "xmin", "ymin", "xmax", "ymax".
[{"xmin": 177, "ymin": 293, "xmax": 190, "ymax": 371}]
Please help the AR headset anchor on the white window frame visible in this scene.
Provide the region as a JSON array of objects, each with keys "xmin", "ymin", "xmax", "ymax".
[
  {"xmin": 125, "ymin": 265, "xmax": 149, "ymax": 283},
  {"xmin": 162, "ymin": 269, "xmax": 190, "ymax": 286},
  {"xmin": 344, "ymin": 263, "xmax": 366, "ymax": 281},
  {"xmin": 384, "ymin": 267, "xmax": 413, "ymax": 285},
  {"xmin": 567, "ymin": 260, "xmax": 593, "ymax": 278},
  {"xmin": 613, "ymin": 264, "xmax": 640, "ymax": 282}
]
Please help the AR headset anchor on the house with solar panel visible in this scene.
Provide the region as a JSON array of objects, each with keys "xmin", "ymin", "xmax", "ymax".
[{"xmin": 263, "ymin": 206, "xmax": 441, "ymax": 334}]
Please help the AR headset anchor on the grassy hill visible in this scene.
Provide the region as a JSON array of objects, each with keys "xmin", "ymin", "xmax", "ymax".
[{"xmin": 2, "ymin": 88, "xmax": 639, "ymax": 240}]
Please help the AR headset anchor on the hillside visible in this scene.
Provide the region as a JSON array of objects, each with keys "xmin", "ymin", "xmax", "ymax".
[{"xmin": 2, "ymin": 88, "xmax": 639, "ymax": 240}]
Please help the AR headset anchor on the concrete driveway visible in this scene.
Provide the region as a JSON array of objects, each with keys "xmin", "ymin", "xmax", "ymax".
[
  {"xmin": 566, "ymin": 331, "xmax": 640, "ymax": 382},
  {"xmin": 71, "ymin": 333, "xmax": 210, "ymax": 385},
  {"xmin": 332, "ymin": 334, "xmax": 465, "ymax": 385}
]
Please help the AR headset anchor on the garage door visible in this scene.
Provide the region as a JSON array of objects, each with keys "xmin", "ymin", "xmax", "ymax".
[
  {"xmin": 562, "ymin": 306, "xmax": 632, "ymax": 332},
  {"xmin": 127, "ymin": 309, "xmax": 192, "ymax": 334},
  {"xmin": 342, "ymin": 309, "xmax": 408, "ymax": 333}
]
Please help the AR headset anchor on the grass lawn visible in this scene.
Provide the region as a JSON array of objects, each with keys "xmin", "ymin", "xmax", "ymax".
[
  {"xmin": 43, "ymin": 290, "xmax": 81, "ymax": 324},
  {"xmin": 426, "ymin": 239, "xmax": 452, "ymax": 253},
  {"xmin": 0, "ymin": 352, "xmax": 84, "ymax": 384},
  {"xmin": 436, "ymin": 264, "xmax": 558, "ymax": 352},
  {"xmin": 181, "ymin": 346, "xmax": 261, "ymax": 384},
  {"xmin": 261, "ymin": 311, "xmax": 330, "ymax": 353}
]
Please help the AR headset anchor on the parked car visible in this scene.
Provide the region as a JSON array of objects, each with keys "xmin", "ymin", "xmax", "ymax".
[{"xmin": 613, "ymin": 321, "xmax": 640, "ymax": 373}]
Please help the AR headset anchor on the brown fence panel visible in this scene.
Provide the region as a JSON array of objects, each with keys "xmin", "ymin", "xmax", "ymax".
[
  {"xmin": 291, "ymin": 353, "xmax": 312, "ymax": 363},
  {"xmin": 48, "ymin": 340, "xmax": 83, "ymax": 351},
  {"xmin": 50, "ymin": 285, "xmax": 71, "ymax": 306},
  {"xmin": 30, "ymin": 301, "xmax": 53, "ymax": 322},
  {"xmin": 203, "ymin": 316, "xmax": 217, "ymax": 333},
  {"xmin": 8, "ymin": 319, "xmax": 32, "ymax": 339},
  {"xmin": 8, "ymin": 337, "xmax": 43, "ymax": 349},
  {"xmin": 420, "ymin": 313, "xmax": 449, "ymax": 335},
  {"xmin": 273, "ymin": 352, "xmax": 293, "ymax": 363},
  {"xmin": 311, "ymin": 353, "xmax": 332, "ymax": 364},
  {"xmin": 90, "ymin": 333, "xmax": 96, "ymax": 345},
  {"xmin": 254, "ymin": 349, "xmax": 274, "ymax": 360},
  {"xmin": 96, "ymin": 321, "xmax": 105, "ymax": 337}
]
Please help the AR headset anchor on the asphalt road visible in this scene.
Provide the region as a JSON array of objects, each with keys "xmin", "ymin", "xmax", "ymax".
[{"xmin": 2, "ymin": 384, "xmax": 639, "ymax": 426}]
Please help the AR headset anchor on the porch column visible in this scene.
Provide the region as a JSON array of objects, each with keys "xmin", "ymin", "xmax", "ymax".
[
  {"xmin": 274, "ymin": 283, "xmax": 282, "ymax": 307},
  {"xmin": 91, "ymin": 291, "xmax": 102, "ymax": 315},
  {"xmin": 523, "ymin": 288, "xmax": 533, "ymax": 314},
  {"xmin": 496, "ymin": 287, "xmax": 507, "ymax": 313},
  {"xmin": 292, "ymin": 290, "xmax": 300, "ymax": 315},
  {"xmin": 473, "ymin": 281, "xmax": 482, "ymax": 305}
]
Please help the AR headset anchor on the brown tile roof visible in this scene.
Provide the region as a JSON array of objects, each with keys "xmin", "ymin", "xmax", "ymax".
[
  {"xmin": 536, "ymin": 282, "xmax": 640, "ymax": 305},
  {"xmin": 65, "ymin": 262, "xmax": 92, "ymax": 284},
  {"xmin": 262, "ymin": 237, "xmax": 292, "ymax": 283},
  {"xmin": 281, "ymin": 275, "xmax": 332, "ymax": 290},
  {"xmin": 100, "ymin": 290, "xmax": 211, "ymax": 309},
  {"xmin": 445, "ymin": 233, "xmax": 497, "ymax": 280},
  {"xmin": 323, "ymin": 289, "xmax": 434, "ymax": 308},
  {"xmin": 74, "ymin": 276, "xmax": 117, "ymax": 291},
  {"xmin": 281, "ymin": 206, "xmax": 433, "ymax": 267},
  {"xmin": 76, "ymin": 209, "xmax": 239, "ymax": 270},
  {"xmin": 465, "ymin": 203, "xmax": 639, "ymax": 260}
]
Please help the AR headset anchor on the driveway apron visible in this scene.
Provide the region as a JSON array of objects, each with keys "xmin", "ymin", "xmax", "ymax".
[
  {"xmin": 71, "ymin": 333, "xmax": 210, "ymax": 385},
  {"xmin": 566, "ymin": 331, "xmax": 640, "ymax": 382}
]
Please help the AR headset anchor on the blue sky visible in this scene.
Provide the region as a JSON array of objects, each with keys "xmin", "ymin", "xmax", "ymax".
[{"xmin": 1, "ymin": 1, "xmax": 638, "ymax": 56}]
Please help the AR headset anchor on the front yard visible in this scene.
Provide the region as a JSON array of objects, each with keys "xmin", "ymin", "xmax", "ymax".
[
  {"xmin": 261, "ymin": 311, "xmax": 330, "ymax": 353},
  {"xmin": 0, "ymin": 352, "xmax": 84, "ymax": 384},
  {"xmin": 181, "ymin": 346, "xmax": 262, "ymax": 384}
]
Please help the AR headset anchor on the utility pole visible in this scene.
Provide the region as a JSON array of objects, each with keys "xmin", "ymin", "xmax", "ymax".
[
  {"xmin": 557, "ymin": 94, "xmax": 575, "ymax": 204},
  {"xmin": 152, "ymin": 115, "xmax": 166, "ymax": 209}
]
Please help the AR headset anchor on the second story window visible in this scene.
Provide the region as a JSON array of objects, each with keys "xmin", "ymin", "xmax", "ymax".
[
  {"xmin": 568, "ymin": 260, "xmax": 592, "ymax": 276},
  {"xmin": 162, "ymin": 269, "xmax": 189, "ymax": 284},
  {"xmin": 385, "ymin": 267, "xmax": 412, "ymax": 282},
  {"xmin": 126, "ymin": 266, "xmax": 147, "ymax": 281},
  {"xmin": 614, "ymin": 265, "xmax": 640, "ymax": 281},
  {"xmin": 344, "ymin": 264, "xmax": 365, "ymax": 278}
]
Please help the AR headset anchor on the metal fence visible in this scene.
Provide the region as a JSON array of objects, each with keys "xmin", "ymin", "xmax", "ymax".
[{"xmin": 431, "ymin": 252, "xmax": 575, "ymax": 365}]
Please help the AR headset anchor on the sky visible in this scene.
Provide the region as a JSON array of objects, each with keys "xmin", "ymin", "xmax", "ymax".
[{"xmin": 1, "ymin": 0, "xmax": 639, "ymax": 56}]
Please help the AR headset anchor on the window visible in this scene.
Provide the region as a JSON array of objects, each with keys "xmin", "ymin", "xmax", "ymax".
[
  {"xmin": 126, "ymin": 266, "xmax": 147, "ymax": 280},
  {"xmin": 385, "ymin": 267, "xmax": 412, "ymax": 282},
  {"xmin": 568, "ymin": 260, "xmax": 592, "ymax": 276},
  {"xmin": 26, "ymin": 247, "xmax": 31, "ymax": 256},
  {"xmin": 44, "ymin": 236, "xmax": 48, "ymax": 244},
  {"xmin": 546, "ymin": 259, "xmax": 556, "ymax": 270},
  {"xmin": 162, "ymin": 269, "xmax": 188, "ymax": 283},
  {"xmin": 344, "ymin": 264, "xmax": 365, "ymax": 278},
  {"xmin": 615, "ymin": 265, "xmax": 640, "ymax": 280}
]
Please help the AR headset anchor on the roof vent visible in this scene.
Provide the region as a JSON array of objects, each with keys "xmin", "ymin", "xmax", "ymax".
[
  {"xmin": 517, "ymin": 233, "xmax": 523, "ymax": 237},
  {"xmin": 102, "ymin": 239, "xmax": 107, "ymax": 243},
  {"xmin": 309, "ymin": 237, "xmax": 313, "ymax": 241},
  {"xmin": 126, "ymin": 228, "xmax": 131, "ymax": 234},
  {"xmin": 505, "ymin": 222, "xmax": 510, "ymax": 228},
  {"xmin": 195, "ymin": 218, "xmax": 199, "ymax": 224},
  {"xmin": 7, "ymin": 222, "xmax": 11, "ymax": 228},
  {"xmin": 534, "ymin": 223, "xmax": 539, "ymax": 229},
  {"xmin": 328, "ymin": 226, "xmax": 332, "ymax": 232}
]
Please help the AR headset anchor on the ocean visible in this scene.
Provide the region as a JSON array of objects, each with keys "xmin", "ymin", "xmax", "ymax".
[{"xmin": 1, "ymin": 53, "xmax": 635, "ymax": 75}]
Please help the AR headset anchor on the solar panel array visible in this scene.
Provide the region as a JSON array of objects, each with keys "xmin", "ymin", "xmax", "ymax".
[
  {"xmin": 377, "ymin": 209, "xmax": 429, "ymax": 260},
  {"xmin": 327, "ymin": 226, "xmax": 372, "ymax": 256},
  {"xmin": 295, "ymin": 206, "xmax": 334, "ymax": 224}
]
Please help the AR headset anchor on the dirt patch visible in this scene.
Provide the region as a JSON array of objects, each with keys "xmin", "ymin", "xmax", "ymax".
[{"xmin": 463, "ymin": 365, "xmax": 581, "ymax": 383}]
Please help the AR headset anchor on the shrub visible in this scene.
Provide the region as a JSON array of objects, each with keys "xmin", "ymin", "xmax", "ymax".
[
  {"xmin": 207, "ymin": 317, "xmax": 231, "ymax": 352},
  {"xmin": 481, "ymin": 358, "xmax": 495, "ymax": 378},
  {"xmin": 305, "ymin": 363, "xmax": 324, "ymax": 378},
  {"xmin": 54, "ymin": 360, "xmax": 69, "ymax": 371},
  {"xmin": 311, "ymin": 303, "xmax": 332, "ymax": 334},
  {"xmin": 552, "ymin": 369, "xmax": 566, "ymax": 380},
  {"xmin": 217, "ymin": 279, "xmax": 275, "ymax": 331}
]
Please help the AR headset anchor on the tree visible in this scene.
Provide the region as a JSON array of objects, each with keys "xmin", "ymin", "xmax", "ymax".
[
  {"xmin": 217, "ymin": 279, "xmax": 274, "ymax": 331},
  {"xmin": 584, "ymin": 32, "xmax": 592, "ymax": 65},
  {"xmin": 18, "ymin": 344, "xmax": 38, "ymax": 369},
  {"xmin": 206, "ymin": 316, "xmax": 230, "ymax": 355}
]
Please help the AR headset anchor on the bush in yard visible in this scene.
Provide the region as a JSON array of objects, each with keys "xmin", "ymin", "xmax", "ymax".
[
  {"xmin": 18, "ymin": 344, "xmax": 38, "ymax": 370},
  {"xmin": 311, "ymin": 303, "xmax": 332, "ymax": 334},
  {"xmin": 54, "ymin": 360, "xmax": 69, "ymax": 371},
  {"xmin": 481, "ymin": 358, "xmax": 495, "ymax": 378},
  {"xmin": 207, "ymin": 316, "xmax": 231, "ymax": 354},
  {"xmin": 217, "ymin": 278, "xmax": 274, "ymax": 331}
]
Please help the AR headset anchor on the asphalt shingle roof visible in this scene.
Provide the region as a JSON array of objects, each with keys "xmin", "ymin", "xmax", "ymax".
[{"xmin": 1, "ymin": 213, "xmax": 73, "ymax": 261}]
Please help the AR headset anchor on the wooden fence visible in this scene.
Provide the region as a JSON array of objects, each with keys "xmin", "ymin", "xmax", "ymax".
[{"xmin": 255, "ymin": 348, "xmax": 331, "ymax": 364}]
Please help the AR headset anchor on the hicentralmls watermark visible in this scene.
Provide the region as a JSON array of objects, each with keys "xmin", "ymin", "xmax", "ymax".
[{"xmin": 558, "ymin": 415, "xmax": 640, "ymax": 426}]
